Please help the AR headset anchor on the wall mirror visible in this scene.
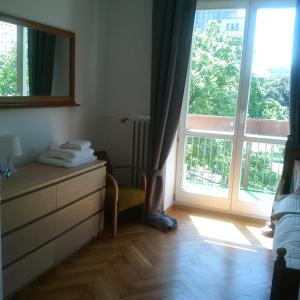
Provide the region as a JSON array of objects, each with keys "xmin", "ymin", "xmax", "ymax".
[{"xmin": 0, "ymin": 13, "xmax": 76, "ymax": 107}]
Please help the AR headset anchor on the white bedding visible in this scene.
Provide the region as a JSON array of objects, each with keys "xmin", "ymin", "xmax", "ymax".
[
  {"xmin": 272, "ymin": 193, "xmax": 300, "ymax": 219},
  {"xmin": 272, "ymin": 193, "xmax": 300, "ymax": 270},
  {"xmin": 273, "ymin": 213, "xmax": 300, "ymax": 270},
  {"xmin": 291, "ymin": 160, "xmax": 300, "ymax": 193}
]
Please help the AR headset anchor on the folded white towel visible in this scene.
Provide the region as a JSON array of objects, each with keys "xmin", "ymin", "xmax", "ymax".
[
  {"xmin": 42, "ymin": 150, "xmax": 94, "ymax": 162},
  {"xmin": 45, "ymin": 145, "xmax": 94, "ymax": 161},
  {"xmin": 37, "ymin": 154, "xmax": 97, "ymax": 168},
  {"xmin": 60, "ymin": 140, "xmax": 91, "ymax": 151}
]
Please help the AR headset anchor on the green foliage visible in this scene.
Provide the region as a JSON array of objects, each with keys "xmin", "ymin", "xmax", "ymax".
[
  {"xmin": 189, "ymin": 22, "xmax": 241, "ymax": 116},
  {"xmin": 185, "ymin": 137, "xmax": 232, "ymax": 187},
  {"xmin": 189, "ymin": 22, "xmax": 289, "ymax": 120},
  {"xmin": 185, "ymin": 22, "xmax": 287, "ymax": 193},
  {"xmin": 0, "ymin": 47, "xmax": 17, "ymax": 96},
  {"xmin": 185, "ymin": 137, "xmax": 283, "ymax": 193},
  {"xmin": 240, "ymin": 145, "xmax": 284, "ymax": 193},
  {"xmin": 248, "ymin": 77, "xmax": 289, "ymax": 120}
]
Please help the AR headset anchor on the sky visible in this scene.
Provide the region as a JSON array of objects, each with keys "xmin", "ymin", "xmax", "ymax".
[
  {"xmin": 251, "ymin": 8, "xmax": 295, "ymax": 76},
  {"xmin": 0, "ymin": 22, "xmax": 17, "ymax": 56},
  {"xmin": 195, "ymin": 7, "xmax": 296, "ymax": 77}
]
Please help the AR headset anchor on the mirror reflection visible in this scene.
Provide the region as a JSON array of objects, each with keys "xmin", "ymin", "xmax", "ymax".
[{"xmin": 0, "ymin": 21, "xmax": 70, "ymax": 97}]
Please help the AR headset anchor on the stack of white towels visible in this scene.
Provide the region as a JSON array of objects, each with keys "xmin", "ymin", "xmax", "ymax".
[{"xmin": 37, "ymin": 140, "xmax": 97, "ymax": 168}]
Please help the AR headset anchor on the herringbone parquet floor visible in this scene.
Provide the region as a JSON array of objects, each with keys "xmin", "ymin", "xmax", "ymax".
[{"xmin": 14, "ymin": 207, "xmax": 273, "ymax": 300}]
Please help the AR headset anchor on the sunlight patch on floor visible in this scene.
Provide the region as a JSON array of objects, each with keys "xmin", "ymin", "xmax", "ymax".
[
  {"xmin": 246, "ymin": 226, "xmax": 273, "ymax": 250},
  {"xmin": 189, "ymin": 215, "xmax": 251, "ymax": 246},
  {"xmin": 204, "ymin": 240, "xmax": 258, "ymax": 252}
]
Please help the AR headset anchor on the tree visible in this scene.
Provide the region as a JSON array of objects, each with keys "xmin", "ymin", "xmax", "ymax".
[
  {"xmin": 189, "ymin": 22, "xmax": 241, "ymax": 117},
  {"xmin": 248, "ymin": 76, "xmax": 289, "ymax": 120},
  {"xmin": 0, "ymin": 47, "xmax": 17, "ymax": 96},
  {"xmin": 189, "ymin": 21, "xmax": 289, "ymax": 120},
  {"xmin": 185, "ymin": 21, "xmax": 288, "ymax": 193}
]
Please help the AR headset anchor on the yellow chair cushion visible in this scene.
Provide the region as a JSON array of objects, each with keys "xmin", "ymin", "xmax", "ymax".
[
  {"xmin": 118, "ymin": 187, "xmax": 145, "ymax": 212},
  {"xmin": 105, "ymin": 186, "xmax": 145, "ymax": 213}
]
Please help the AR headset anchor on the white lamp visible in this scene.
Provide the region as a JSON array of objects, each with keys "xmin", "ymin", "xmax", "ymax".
[{"xmin": 0, "ymin": 135, "xmax": 22, "ymax": 173}]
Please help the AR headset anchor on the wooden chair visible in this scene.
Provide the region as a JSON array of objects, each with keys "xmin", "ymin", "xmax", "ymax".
[{"xmin": 94, "ymin": 151, "xmax": 147, "ymax": 238}]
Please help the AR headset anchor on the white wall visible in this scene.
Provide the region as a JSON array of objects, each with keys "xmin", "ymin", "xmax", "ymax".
[
  {"xmin": 102, "ymin": 0, "xmax": 152, "ymax": 116},
  {"xmin": 0, "ymin": 0, "xmax": 107, "ymax": 164},
  {"xmin": 164, "ymin": 138, "xmax": 177, "ymax": 211},
  {"xmin": 96, "ymin": 0, "xmax": 152, "ymax": 168}
]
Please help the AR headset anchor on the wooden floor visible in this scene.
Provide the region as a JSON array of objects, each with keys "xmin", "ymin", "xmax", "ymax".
[{"xmin": 14, "ymin": 208, "xmax": 274, "ymax": 300}]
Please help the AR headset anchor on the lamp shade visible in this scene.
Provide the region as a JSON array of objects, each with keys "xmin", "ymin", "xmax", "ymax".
[{"xmin": 0, "ymin": 135, "xmax": 22, "ymax": 159}]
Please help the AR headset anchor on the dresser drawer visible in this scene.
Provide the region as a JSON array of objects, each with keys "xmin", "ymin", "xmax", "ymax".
[
  {"xmin": 1, "ymin": 186, "xmax": 56, "ymax": 234},
  {"xmin": 2, "ymin": 213, "xmax": 57, "ymax": 267},
  {"xmin": 2, "ymin": 190, "xmax": 104, "ymax": 268},
  {"xmin": 56, "ymin": 190, "xmax": 104, "ymax": 235},
  {"xmin": 55, "ymin": 212, "xmax": 103, "ymax": 263},
  {"xmin": 57, "ymin": 167, "xmax": 105, "ymax": 207},
  {"xmin": 3, "ymin": 242, "xmax": 55, "ymax": 298}
]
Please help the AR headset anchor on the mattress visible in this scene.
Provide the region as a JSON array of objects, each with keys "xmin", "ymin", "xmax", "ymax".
[
  {"xmin": 272, "ymin": 193, "xmax": 300, "ymax": 270},
  {"xmin": 273, "ymin": 214, "xmax": 300, "ymax": 270}
]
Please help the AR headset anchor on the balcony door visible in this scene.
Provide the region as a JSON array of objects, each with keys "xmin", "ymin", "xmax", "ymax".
[{"xmin": 176, "ymin": 0, "xmax": 296, "ymax": 218}]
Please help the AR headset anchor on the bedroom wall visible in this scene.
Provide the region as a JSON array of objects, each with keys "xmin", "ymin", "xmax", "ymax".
[
  {"xmin": 0, "ymin": 0, "xmax": 107, "ymax": 164},
  {"xmin": 164, "ymin": 139, "xmax": 177, "ymax": 211},
  {"xmin": 96, "ymin": 0, "xmax": 176, "ymax": 211},
  {"xmin": 101, "ymin": 0, "xmax": 152, "ymax": 116},
  {"xmin": 96, "ymin": 0, "xmax": 152, "ymax": 164}
]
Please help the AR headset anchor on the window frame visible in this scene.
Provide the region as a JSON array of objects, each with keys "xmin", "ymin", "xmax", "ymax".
[{"xmin": 175, "ymin": 0, "xmax": 296, "ymax": 218}]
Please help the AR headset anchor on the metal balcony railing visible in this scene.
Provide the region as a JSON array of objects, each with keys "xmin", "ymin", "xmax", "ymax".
[{"xmin": 184, "ymin": 127, "xmax": 285, "ymax": 195}]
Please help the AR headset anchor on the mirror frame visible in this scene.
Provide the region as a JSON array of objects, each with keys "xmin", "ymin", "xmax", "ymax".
[{"xmin": 0, "ymin": 13, "xmax": 77, "ymax": 108}]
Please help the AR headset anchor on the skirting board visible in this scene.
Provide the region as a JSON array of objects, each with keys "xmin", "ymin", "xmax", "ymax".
[
  {"xmin": 164, "ymin": 204, "xmax": 174, "ymax": 215},
  {"xmin": 173, "ymin": 202, "xmax": 267, "ymax": 224}
]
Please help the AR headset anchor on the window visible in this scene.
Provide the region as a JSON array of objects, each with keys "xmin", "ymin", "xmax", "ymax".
[
  {"xmin": 176, "ymin": 0, "xmax": 296, "ymax": 217},
  {"xmin": 0, "ymin": 22, "xmax": 29, "ymax": 96}
]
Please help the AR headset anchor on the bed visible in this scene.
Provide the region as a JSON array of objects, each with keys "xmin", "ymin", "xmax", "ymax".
[{"xmin": 270, "ymin": 140, "xmax": 300, "ymax": 300}]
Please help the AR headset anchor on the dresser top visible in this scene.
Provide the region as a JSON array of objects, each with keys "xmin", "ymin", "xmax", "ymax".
[{"xmin": 1, "ymin": 160, "xmax": 106, "ymax": 202}]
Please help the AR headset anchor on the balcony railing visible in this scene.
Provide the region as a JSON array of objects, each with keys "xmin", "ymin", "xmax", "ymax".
[
  {"xmin": 184, "ymin": 115, "xmax": 286, "ymax": 196},
  {"xmin": 185, "ymin": 137, "xmax": 232, "ymax": 187}
]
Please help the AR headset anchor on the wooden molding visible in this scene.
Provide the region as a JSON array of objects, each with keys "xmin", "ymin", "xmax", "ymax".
[{"xmin": 0, "ymin": 13, "xmax": 76, "ymax": 108}]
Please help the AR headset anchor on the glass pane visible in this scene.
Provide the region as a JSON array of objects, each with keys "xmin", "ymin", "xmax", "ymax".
[
  {"xmin": 23, "ymin": 27, "xmax": 29, "ymax": 96},
  {"xmin": 0, "ymin": 21, "xmax": 17, "ymax": 96},
  {"xmin": 245, "ymin": 8, "xmax": 295, "ymax": 138},
  {"xmin": 182, "ymin": 136, "xmax": 233, "ymax": 198},
  {"xmin": 239, "ymin": 142, "xmax": 284, "ymax": 204},
  {"xmin": 187, "ymin": 9, "xmax": 246, "ymax": 134}
]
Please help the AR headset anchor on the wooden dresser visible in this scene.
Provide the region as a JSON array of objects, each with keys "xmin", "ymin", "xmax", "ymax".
[{"xmin": 0, "ymin": 160, "xmax": 106, "ymax": 298}]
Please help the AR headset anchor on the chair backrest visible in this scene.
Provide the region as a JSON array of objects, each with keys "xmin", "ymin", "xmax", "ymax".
[
  {"xmin": 94, "ymin": 150, "xmax": 146, "ymax": 189},
  {"xmin": 94, "ymin": 150, "xmax": 112, "ymax": 173}
]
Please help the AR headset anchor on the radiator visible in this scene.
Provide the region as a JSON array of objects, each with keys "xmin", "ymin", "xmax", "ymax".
[{"xmin": 129, "ymin": 118, "xmax": 149, "ymax": 187}]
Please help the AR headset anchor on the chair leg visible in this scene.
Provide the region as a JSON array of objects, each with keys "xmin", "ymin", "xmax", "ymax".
[
  {"xmin": 105, "ymin": 173, "xmax": 118, "ymax": 238},
  {"xmin": 112, "ymin": 203, "xmax": 118, "ymax": 238},
  {"xmin": 98, "ymin": 215, "xmax": 104, "ymax": 240},
  {"xmin": 141, "ymin": 202, "xmax": 146, "ymax": 223}
]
